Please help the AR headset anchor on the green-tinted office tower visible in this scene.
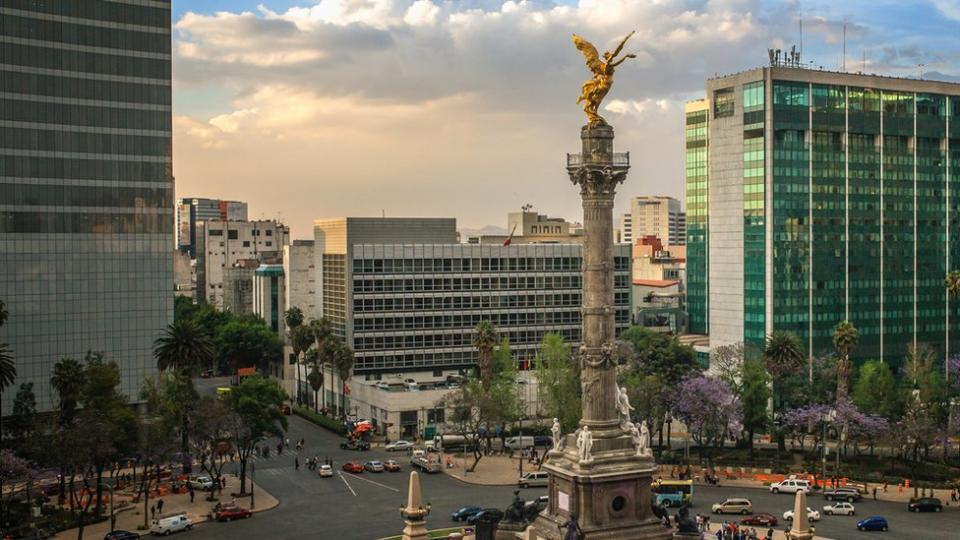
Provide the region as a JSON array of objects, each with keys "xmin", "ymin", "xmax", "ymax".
[
  {"xmin": 687, "ymin": 67, "xmax": 960, "ymax": 369},
  {"xmin": 0, "ymin": 1, "xmax": 173, "ymax": 412}
]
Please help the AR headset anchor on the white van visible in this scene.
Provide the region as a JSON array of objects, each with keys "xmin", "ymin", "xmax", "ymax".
[
  {"xmin": 519, "ymin": 471, "xmax": 549, "ymax": 488},
  {"xmin": 505, "ymin": 436, "xmax": 535, "ymax": 450},
  {"xmin": 770, "ymin": 479, "xmax": 811, "ymax": 494},
  {"xmin": 150, "ymin": 513, "xmax": 192, "ymax": 535}
]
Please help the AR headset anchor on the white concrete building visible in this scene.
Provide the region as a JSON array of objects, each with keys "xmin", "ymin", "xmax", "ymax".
[
  {"xmin": 283, "ymin": 240, "xmax": 317, "ymax": 321},
  {"xmin": 195, "ymin": 219, "xmax": 289, "ymax": 309},
  {"xmin": 622, "ymin": 196, "xmax": 686, "ymax": 246}
]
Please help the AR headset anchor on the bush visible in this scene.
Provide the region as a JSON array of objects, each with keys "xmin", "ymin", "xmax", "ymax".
[{"xmin": 293, "ymin": 406, "xmax": 347, "ymax": 435}]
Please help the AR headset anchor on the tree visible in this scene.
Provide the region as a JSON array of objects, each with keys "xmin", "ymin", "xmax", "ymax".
[
  {"xmin": 307, "ymin": 361, "xmax": 323, "ymax": 413},
  {"xmin": 0, "ymin": 449, "xmax": 36, "ymax": 529},
  {"xmin": 440, "ymin": 376, "xmax": 521, "ymax": 472},
  {"xmin": 187, "ymin": 397, "xmax": 231, "ymax": 499},
  {"xmin": 134, "ymin": 415, "xmax": 176, "ymax": 530},
  {"xmin": 141, "ymin": 370, "xmax": 199, "ymax": 471},
  {"xmin": 670, "ymin": 375, "xmax": 742, "ymax": 463},
  {"xmin": 0, "ymin": 299, "xmax": 16, "ymax": 409},
  {"xmin": 737, "ymin": 359, "xmax": 771, "ymax": 453},
  {"xmin": 309, "ymin": 318, "xmax": 334, "ymax": 410},
  {"xmin": 535, "ymin": 333, "xmax": 580, "ymax": 432},
  {"xmin": 8, "ymin": 382, "xmax": 37, "ymax": 446},
  {"xmin": 334, "ymin": 342, "xmax": 355, "ymax": 415},
  {"xmin": 289, "ymin": 324, "xmax": 314, "ymax": 406},
  {"xmin": 832, "ymin": 320, "xmax": 860, "ymax": 400},
  {"xmin": 224, "ymin": 376, "xmax": 288, "ymax": 495},
  {"xmin": 284, "ymin": 307, "xmax": 304, "ymax": 332},
  {"xmin": 472, "ymin": 321, "xmax": 498, "ymax": 388},
  {"xmin": 852, "ymin": 359, "xmax": 902, "ymax": 421},
  {"xmin": 51, "ymin": 358, "xmax": 86, "ymax": 425},
  {"xmin": 946, "ymin": 270, "xmax": 960, "ymax": 297},
  {"xmin": 765, "ymin": 331, "xmax": 805, "ymax": 452},
  {"xmin": 154, "ymin": 319, "xmax": 214, "ymax": 374},
  {"xmin": 215, "ymin": 319, "xmax": 283, "ymax": 374}
]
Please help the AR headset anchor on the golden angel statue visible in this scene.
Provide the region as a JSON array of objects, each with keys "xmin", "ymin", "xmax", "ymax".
[{"xmin": 571, "ymin": 31, "xmax": 636, "ymax": 125}]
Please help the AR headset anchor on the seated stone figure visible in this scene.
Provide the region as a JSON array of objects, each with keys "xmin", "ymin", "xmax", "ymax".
[
  {"xmin": 502, "ymin": 490, "xmax": 526, "ymax": 524},
  {"xmin": 676, "ymin": 504, "xmax": 698, "ymax": 534}
]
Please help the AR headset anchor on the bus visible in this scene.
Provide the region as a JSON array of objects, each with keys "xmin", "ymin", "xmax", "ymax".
[{"xmin": 652, "ymin": 479, "xmax": 693, "ymax": 507}]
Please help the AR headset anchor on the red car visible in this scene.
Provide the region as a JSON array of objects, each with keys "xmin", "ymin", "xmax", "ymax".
[
  {"xmin": 214, "ymin": 505, "xmax": 252, "ymax": 522},
  {"xmin": 741, "ymin": 513, "xmax": 778, "ymax": 527},
  {"xmin": 342, "ymin": 461, "xmax": 364, "ymax": 473}
]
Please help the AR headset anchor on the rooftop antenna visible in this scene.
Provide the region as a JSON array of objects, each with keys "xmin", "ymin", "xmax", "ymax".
[
  {"xmin": 382, "ymin": 208, "xmax": 386, "ymax": 218},
  {"xmin": 799, "ymin": 15, "xmax": 803, "ymax": 64},
  {"xmin": 861, "ymin": 50, "xmax": 866, "ymax": 73},
  {"xmin": 842, "ymin": 21, "xmax": 847, "ymax": 72},
  {"xmin": 521, "ymin": 203, "xmax": 533, "ymax": 212}
]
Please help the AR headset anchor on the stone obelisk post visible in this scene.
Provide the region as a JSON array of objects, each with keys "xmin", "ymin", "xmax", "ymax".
[{"xmin": 529, "ymin": 123, "xmax": 671, "ymax": 540}]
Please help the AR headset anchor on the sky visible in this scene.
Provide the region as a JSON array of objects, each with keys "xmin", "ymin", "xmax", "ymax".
[{"xmin": 171, "ymin": 0, "xmax": 960, "ymax": 238}]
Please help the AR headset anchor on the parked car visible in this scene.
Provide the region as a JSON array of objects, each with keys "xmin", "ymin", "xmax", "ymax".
[
  {"xmin": 505, "ymin": 436, "xmax": 535, "ymax": 450},
  {"xmin": 214, "ymin": 505, "xmax": 252, "ymax": 522},
  {"xmin": 364, "ymin": 460, "xmax": 385, "ymax": 473},
  {"xmin": 533, "ymin": 435, "xmax": 553, "ymax": 448},
  {"xmin": 342, "ymin": 461, "xmax": 364, "ymax": 473},
  {"xmin": 823, "ymin": 487, "xmax": 862, "ymax": 502},
  {"xmin": 385, "ymin": 440, "xmax": 415, "ymax": 452},
  {"xmin": 712, "ymin": 499, "xmax": 752, "ymax": 515},
  {"xmin": 823, "ymin": 502, "xmax": 856, "ymax": 516},
  {"xmin": 104, "ymin": 531, "xmax": 140, "ymax": 540},
  {"xmin": 784, "ymin": 508, "xmax": 821, "ymax": 522},
  {"xmin": 907, "ymin": 497, "xmax": 943, "ymax": 512},
  {"xmin": 318, "ymin": 464, "xmax": 333, "ymax": 477},
  {"xmin": 518, "ymin": 471, "xmax": 549, "ymax": 488},
  {"xmin": 383, "ymin": 460, "xmax": 401, "ymax": 472},
  {"xmin": 186, "ymin": 475, "xmax": 215, "ymax": 491},
  {"xmin": 740, "ymin": 513, "xmax": 777, "ymax": 526},
  {"xmin": 150, "ymin": 514, "xmax": 192, "ymax": 535},
  {"xmin": 403, "ymin": 378, "xmax": 418, "ymax": 390},
  {"xmin": 340, "ymin": 439, "xmax": 370, "ymax": 451},
  {"xmin": 451, "ymin": 506, "xmax": 484, "ymax": 522},
  {"xmin": 857, "ymin": 516, "xmax": 889, "ymax": 531},
  {"xmin": 466, "ymin": 508, "xmax": 504, "ymax": 525},
  {"xmin": 374, "ymin": 380, "xmax": 390, "ymax": 390},
  {"xmin": 770, "ymin": 479, "xmax": 811, "ymax": 494}
]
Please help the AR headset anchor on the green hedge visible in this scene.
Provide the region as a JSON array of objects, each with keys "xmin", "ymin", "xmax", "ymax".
[{"xmin": 293, "ymin": 406, "xmax": 347, "ymax": 435}]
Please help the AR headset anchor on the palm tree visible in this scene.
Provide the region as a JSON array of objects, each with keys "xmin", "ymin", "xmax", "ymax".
[
  {"xmin": 472, "ymin": 321, "xmax": 498, "ymax": 388},
  {"xmin": 764, "ymin": 331, "xmax": 805, "ymax": 452},
  {"xmin": 946, "ymin": 270, "xmax": 960, "ymax": 297},
  {"xmin": 289, "ymin": 325, "xmax": 315, "ymax": 405},
  {"xmin": 0, "ymin": 300, "xmax": 15, "ymax": 419},
  {"xmin": 153, "ymin": 319, "xmax": 214, "ymax": 374},
  {"xmin": 334, "ymin": 343, "xmax": 355, "ymax": 416},
  {"xmin": 310, "ymin": 318, "xmax": 334, "ymax": 411},
  {"xmin": 832, "ymin": 320, "xmax": 860, "ymax": 400},
  {"xmin": 304, "ymin": 348, "xmax": 323, "ymax": 412},
  {"xmin": 50, "ymin": 357, "xmax": 85, "ymax": 425}
]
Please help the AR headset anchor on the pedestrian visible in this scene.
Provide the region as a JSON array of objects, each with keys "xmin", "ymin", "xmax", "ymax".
[
  {"xmin": 715, "ymin": 528, "xmax": 723, "ymax": 540},
  {"xmin": 150, "ymin": 505, "xmax": 156, "ymax": 520},
  {"xmin": 873, "ymin": 486, "xmax": 878, "ymax": 500},
  {"xmin": 952, "ymin": 489, "xmax": 958, "ymax": 503},
  {"xmin": 189, "ymin": 487, "xmax": 195, "ymax": 503},
  {"xmin": 766, "ymin": 527, "xmax": 773, "ymax": 540},
  {"xmin": 882, "ymin": 480, "xmax": 888, "ymax": 492},
  {"xmin": 277, "ymin": 442, "xmax": 283, "ymax": 455},
  {"xmin": 295, "ymin": 456, "xmax": 300, "ymax": 470},
  {"xmin": 157, "ymin": 498, "xmax": 164, "ymax": 514},
  {"xmin": 285, "ymin": 437, "xmax": 290, "ymax": 449}
]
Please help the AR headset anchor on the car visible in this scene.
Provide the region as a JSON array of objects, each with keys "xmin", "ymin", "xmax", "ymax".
[
  {"xmin": 823, "ymin": 487, "xmax": 862, "ymax": 502},
  {"xmin": 451, "ymin": 506, "xmax": 484, "ymax": 522},
  {"xmin": 784, "ymin": 508, "xmax": 821, "ymax": 522},
  {"xmin": 214, "ymin": 505, "xmax": 252, "ymax": 522},
  {"xmin": 403, "ymin": 378, "xmax": 419, "ymax": 390},
  {"xmin": 364, "ymin": 460, "xmax": 385, "ymax": 472},
  {"xmin": 712, "ymin": 498, "xmax": 753, "ymax": 515},
  {"xmin": 740, "ymin": 513, "xmax": 778, "ymax": 526},
  {"xmin": 318, "ymin": 464, "xmax": 333, "ymax": 477},
  {"xmin": 907, "ymin": 497, "xmax": 943, "ymax": 512},
  {"xmin": 104, "ymin": 531, "xmax": 141, "ymax": 540},
  {"xmin": 519, "ymin": 471, "xmax": 549, "ymax": 488},
  {"xmin": 340, "ymin": 439, "xmax": 370, "ymax": 451},
  {"xmin": 466, "ymin": 508, "xmax": 504, "ymax": 525},
  {"xmin": 823, "ymin": 502, "xmax": 856, "ymax": 516},
  {"xmin": 383, "ymin": 460, "xmax": 401, "ymax": 472},
  {"xmin": 857, "ymin": 516, "xmax": 889, "ymax": 531},
  {"xmin": 770, "ymin": 479, "xmax": 811, "ymax": 494},
  {"xmin": 342, "ymin": 461, "xmax": 364, "ymax": 473},
  {"xmin": 150, "ymin": 514, "xmax": 192, "ymax": 536},
  {"xmin": 533, "ymin": 435, "xmax": 553, "ymax": 447},
  {"xmin": 385, "ymin": 440, "xmax": 415, "ymax": 452},
  {"xmin": 186, "ymin": 475, "xmax": 215, "ymax": 491}
]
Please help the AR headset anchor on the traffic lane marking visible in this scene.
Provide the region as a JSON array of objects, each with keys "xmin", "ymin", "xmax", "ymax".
[
  {"xmin": 338, "ymin": 471, "xmax": 357, "ymax": 497},
  {"xmin": 340, "ymin": 471, "xmax": 401, "ymax": 493}
]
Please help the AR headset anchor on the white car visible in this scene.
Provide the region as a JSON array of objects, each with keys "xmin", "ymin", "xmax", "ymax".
[
  {"xmin": 784, "ymin": 508, "xmax": 820, "ymax": 522},
  {"xmin": 186, "ymin": 475, "xmax": 214, "ymax": 491},
  {"xmin": 385, "ymin": 440, "xmax": 414, "ymax": 452},
  {"xmin": 374, "ymin": 381, "xmax": 390, "ymax": 390},
  {"xmin": 318, "ymin": 464, "xmax": 333, "ymax": 477},
  {"xmin": 150, "ymin": 514, "xmax": 192, "ymax": 535},
  {"xmin": 770, "ymin": 479, "xmax": 810, "ymax": 494},
  {"xmin": 403, "ymin": 378, "xmax": 419, "ymax": 390},
  {"xmin": 823, "ymin": 502, "xmax": 855, "ymax": 516}
]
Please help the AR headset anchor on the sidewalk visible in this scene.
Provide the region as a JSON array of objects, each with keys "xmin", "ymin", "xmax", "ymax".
[
  {"xmin": 52, "ymin": 475, "xmax": 278, "ymax": 539},
  {"xmin": 703, "ymin": 522, "xmax": 833, "ymax": 540}
]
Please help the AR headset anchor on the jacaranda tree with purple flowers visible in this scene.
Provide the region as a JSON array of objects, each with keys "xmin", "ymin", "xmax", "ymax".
[{"xmin": 670, "ymin": 375, "xmax": 742, "ymax": 462}]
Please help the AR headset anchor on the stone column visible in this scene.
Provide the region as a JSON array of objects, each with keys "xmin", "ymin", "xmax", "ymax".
[{"xmin": 569, "ymin": 123, "xmax": 628, "ymax": 437}]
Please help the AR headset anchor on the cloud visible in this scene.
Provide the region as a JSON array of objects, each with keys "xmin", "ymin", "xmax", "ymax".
[{"xmin": 933, "ymin": 0, "xmax": 960, "ymax": 20}]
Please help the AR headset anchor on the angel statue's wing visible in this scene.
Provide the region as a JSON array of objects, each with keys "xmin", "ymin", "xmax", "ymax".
[{"xmin": 572, "ymin": 34, "xmax": 602, "ymax": 73}]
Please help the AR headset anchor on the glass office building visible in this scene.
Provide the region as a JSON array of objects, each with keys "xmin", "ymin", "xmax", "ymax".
[
  {"xmin": 685, "ymin": 100, "xmax": 709, "ymax": 334},
  {"xmin": 0, "ymin": 1, "xmax": 173, "ymax": 411},
  {"xmin": 688, "ymin": 67, "xmax": 960, "ymax": 367}
]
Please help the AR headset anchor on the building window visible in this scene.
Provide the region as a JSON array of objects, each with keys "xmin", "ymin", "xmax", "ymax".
[
  {"xmin": 243, "ymin": 241, "xmax": 250, "ymax": 247},
  {"xmin": 228, "ymin": 229, "xmax": 238, "ymax": 240},
  {"xmin": 266, "ymin": 230, "xmax": 273, "ymax": 236},
  {"xmin": 209, "ymin": 229, "xmax": 223, "ymax": 236},
  {"xmin": 427, "ymin": 408, "xmax": 445, "ymax": 425},
  {"xmin": 714, "ymin": 88, "xmax": 735, "ymax": 118}
]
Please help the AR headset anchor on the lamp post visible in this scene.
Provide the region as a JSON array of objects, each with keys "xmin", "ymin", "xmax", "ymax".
[{"xmin": 250, "ymin": 462, "xmax": 255, "ymax": 510}]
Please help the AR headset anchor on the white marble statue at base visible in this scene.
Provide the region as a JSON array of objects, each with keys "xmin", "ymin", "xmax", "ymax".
[
  {"xmin": 629, "ymin": 422, "xmax": 642, "ymax": 456},
  {"xmin": 551, "ymin": 418, "xmax": 563, "ymax": 451},
  {"xmin": 616, "ymin": 386, "xmax": 634, "ymax": 430},
  {"xmin": 576, "ymin": 425, "xmax": 593, "ymax": 463},
  {"xmin": 639, "ymin": 420, "xmax": 651, "ymax": 457}
]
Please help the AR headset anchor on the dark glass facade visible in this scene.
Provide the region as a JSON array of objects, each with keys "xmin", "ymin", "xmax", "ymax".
[
  {"xmin": 685, "ymin": 102, "xmax": 709, "ymax": 334},
  {"xmin": 0, "ymin": 1, "xmax": 173, "ymax": 411}
]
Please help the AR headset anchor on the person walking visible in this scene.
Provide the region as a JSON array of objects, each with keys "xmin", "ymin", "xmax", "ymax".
[
  {"xmin": 189, "ymin": 486, "xmax": 195, "ymax": 503},
  {"xmin": 765, "ymin": 527, "xmax": 773, "ymax": 540},
  {"xmin": 156, "ymin": 498, "xmax": 164, "ymax": 514},
  {"xmin": 295, "ymin": 456, "xmax": 300, "ymax": 470},
  {"xmin": 873, "ymin": 486, "xmax": 878, "ymax": 500},
  {"xmin": 150, "ymin": 504, "xmax": 156, "ymax": 521}
]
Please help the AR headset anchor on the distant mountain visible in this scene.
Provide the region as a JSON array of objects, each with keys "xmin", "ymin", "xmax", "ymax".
[{"xmin": 459, "ymin": 225, "xmax": 507, "ymax": 238}]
